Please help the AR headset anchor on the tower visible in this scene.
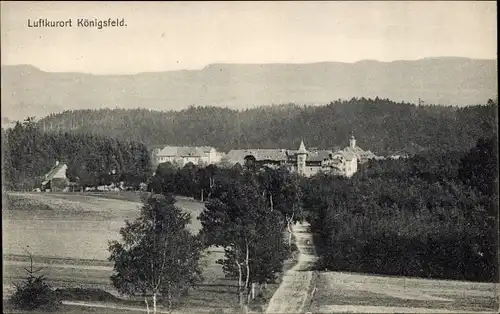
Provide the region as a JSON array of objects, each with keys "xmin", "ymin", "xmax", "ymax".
[
  {"xmin": 297, "ymin": 140, "xmax": 307, "ymax": 176},
  {"xmin": 349, "ymin": 135, "xmax": 356, "ymax": 148}
]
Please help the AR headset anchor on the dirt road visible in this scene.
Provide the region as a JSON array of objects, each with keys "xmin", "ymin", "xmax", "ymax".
[
  {"xmin": 265, "ymin": 222, "xmax": 318, "ymax": 314},
  {"xmin": 265, "ymin": 221, "xmax": 499, "ymax": 314}
]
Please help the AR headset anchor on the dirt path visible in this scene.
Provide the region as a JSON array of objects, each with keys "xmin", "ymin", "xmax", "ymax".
[
  {"xmin": 3, "ymin": 260, "xmax": 113, "ymax": 271},
  {"xmin": 265, "ymin": 222, "xmax": 318, "ymax": 314},
  {"xmin": 62, "ymin": 301, "xmax": 173, "ymax": 313}
]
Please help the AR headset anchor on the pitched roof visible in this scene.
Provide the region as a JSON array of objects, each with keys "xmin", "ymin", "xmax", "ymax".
[
  {"xmin": 338, "ymin": 146, "xmax": 376, "ymax": 159},
  {"xmin": 307, "ymin": 150, "xmax": 333, "ymax": 162},
  {"xmin": 225, "ymin": 150, "xmax": 246, "ymax": 164},
  {"xmin": 178, "ymin": 147, "xmax": 205, "ymax": 157},
  {"xmin": 255, "ymin": 149, "xmax": 288, "ymax": 160},
  {"xmin": 198, "ymin": 146, "xmax": 215, "ymax": 153},
  {"xmin": 44, "ymin": 162, "xmax": 66, "ymax": 181},
  {"xmin": 226, "ymin": 149, "xmax": 288, "ymax": 163},
  {"xmin": 157, "ymin": 146, "xmax": 179, "ymax": 156},
  {"xmin": 157, "ymin": 146, "xmax": 207, "ymax": 157}
]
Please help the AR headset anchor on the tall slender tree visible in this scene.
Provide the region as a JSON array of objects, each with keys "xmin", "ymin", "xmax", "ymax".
[{"xmin": 199, "ymin": 171, "xmax": 289, "ymax": 307}]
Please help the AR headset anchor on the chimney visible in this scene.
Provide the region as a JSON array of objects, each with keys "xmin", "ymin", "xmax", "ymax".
[{"xmin": 55, "ymin": 160, "xmax": 60, "ymax": 166}]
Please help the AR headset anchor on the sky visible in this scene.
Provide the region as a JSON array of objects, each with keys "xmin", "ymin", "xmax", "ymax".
[{"xmin": 1, "ymin": 1, "xmax": 497, "ymax": 74}]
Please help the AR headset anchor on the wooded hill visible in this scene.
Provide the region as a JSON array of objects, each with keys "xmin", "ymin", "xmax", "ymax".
[{"xmin": 37, "ymin": 98, "xmax": 498, "ymax": 154}]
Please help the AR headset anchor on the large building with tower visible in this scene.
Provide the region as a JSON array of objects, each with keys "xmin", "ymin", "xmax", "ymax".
[
  {"xmin": 151, "ymin": 136, "xmax": 379, "ymax": 178},
  {"xmin": 225, "ymin": 135, "xmax": 378, "ymax": 178}
]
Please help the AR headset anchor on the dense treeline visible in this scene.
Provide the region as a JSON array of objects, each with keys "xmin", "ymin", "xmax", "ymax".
[
  {"xmin": 37, "ymin": 98, "xmax": 498, "ymax": 154},
  {"xmin": 303, "ymin": 137, "xmax": 499, "ymax": 282},
  {"xmin": 2, "ymin": 118, "xmax": 151, "ymax": 190},
  {"xmin": 149, "ymin": 136, "xmax": 499, "ymax": 284}
]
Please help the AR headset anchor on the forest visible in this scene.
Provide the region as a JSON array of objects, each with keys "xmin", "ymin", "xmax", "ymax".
[
  {"xmin": 302, "ymin": 137, "xmax": 498, "ymax": 282},
  {"xmin": 143, "ymin": 136, "xmax": 498, "ymax": 283},
  {"xmin": 2, "ymin": 118, "xmax": 151, "ymax": 191},
  {"xmin": 36, "ymin": 98, "xmax": 498, "ymax": 154}
]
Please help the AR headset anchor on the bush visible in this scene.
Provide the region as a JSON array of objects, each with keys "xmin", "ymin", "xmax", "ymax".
[{"xmin": 10, "ymin": 274, "xmax": 60, "ymax": 311}]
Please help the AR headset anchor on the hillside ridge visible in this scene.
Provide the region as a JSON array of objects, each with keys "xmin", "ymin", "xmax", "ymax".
[{"xmin": 2, "ymin": 57, "xmax": 497, "ymax": 121}]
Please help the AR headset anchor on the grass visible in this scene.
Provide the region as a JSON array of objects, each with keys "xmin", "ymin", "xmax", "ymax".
[
  {"xmin": 3, "ymin": 302, "xmax": 132, "ymax": 314},
  {"xmin": 309, "ymin": 270, "xmax": 499, "ymax": 313},
  {"xmin": 4, "ymin": 250, "xmax": 239, "ymax": 313},
  {"xmin": 3, "ymin": 254, "xmax": 113, "ymax": 267},
  {"xmin": 3, "ymin": 193, "xmax": 54, "ymax": 211},
  {"xmin": 3, "ymin": 192, "xmax": 239, "ymax": 313},
  {"xmin": 50, "ymin": 191, "xmax": 148, "ymax": 204}
]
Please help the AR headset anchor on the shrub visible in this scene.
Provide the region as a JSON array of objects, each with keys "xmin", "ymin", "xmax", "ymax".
[
  {"xmin": 10, "ymin": 274, "xmax": 60, "ymax": 311},
  {"xmin": 9, "ymin": 250, "xmax": 60, "ymax": 311}
]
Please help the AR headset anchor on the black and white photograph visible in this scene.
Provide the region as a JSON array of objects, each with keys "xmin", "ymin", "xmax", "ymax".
[{"xmin": 1, "ymin": 1, "xmax": 498, "ymax": 313}]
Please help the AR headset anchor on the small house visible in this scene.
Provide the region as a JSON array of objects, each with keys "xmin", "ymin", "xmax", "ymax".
[{"xmin": 41, "ymin": 161, "xmax": 69, "ymax": 192}]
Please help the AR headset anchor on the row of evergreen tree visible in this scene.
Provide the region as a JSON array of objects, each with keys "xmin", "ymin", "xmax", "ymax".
[
  {"xmin": 2, "ymin": 118, "xmax": 152, "ymax": 191},
  {"xmin": 37, "ymin": 98, "xmax": 498, "ymax": 153},
  {"xmin": 302, "ymin": 137, "xmax": 498, "ymax": 282}
]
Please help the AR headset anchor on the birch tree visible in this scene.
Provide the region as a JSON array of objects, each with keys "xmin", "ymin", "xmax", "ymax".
[
  {"xmin": 259, "ymin": 166, "xmax": 304, "ymax": 247},
  {"xmin": 199, "ymin": 173, "xmax": 265, "ymax": 307},
  {"xmin": 108, "ymin": 194, "xmax": 203, "ymax": 313},
  {"xmin": 199, "ymin": 172, "xmax": 289, "ymax": 308}
]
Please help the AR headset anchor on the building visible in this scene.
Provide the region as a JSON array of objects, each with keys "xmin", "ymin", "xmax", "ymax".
[
  {"xmin": 153, "ymin": 146, "xmax": 221, "ymax": 167},
  {"xmin": 286, "ymin": 141, "xmax": 334, "ymax": 177},
  {"xmin": 151, "ymin": 136, "xmax": 377, "ymax": 177},
  {"xmin": 326, "ymin": 151, "xmax": 358, "ymax": 177},
  {"xmin": 224, "ymin": 135, "xmax": 382, "ymax": 178},
  {"xmin": 198, "ymin": 146, "xmax": 221, "ymax": 164},
  {"xmin": 225, "ymin": 149, "xmax": 289, "ymax": 168},
  {"xmin": 336, "ymin": 135, "xmax": 381, "ymax": 164},
  {"xmin": 289, "ymin": 141, "xmax": 359, "ymax": 177},
  {"xmin": 41, "ymin": 161, "xmax": 69, "ymax": 192},
  {"xmin": 225, "ymin": 141, "xmax": 345, "ymax": 177}
]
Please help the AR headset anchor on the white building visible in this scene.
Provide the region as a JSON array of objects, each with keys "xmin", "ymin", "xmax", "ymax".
[
  {"xmin": 154, "ymin": 146, "xmax": 220, "ymax": 167},
  {"xmin": 198, "ymin": 146, "xmax": 221, "ymax": 164},
  {"xmin": 326, "ymin": 151, "xmax": 358, "ymax": 177},
  {"xmin": 223, "ymin": 135, "xmax": 378, "ymax": 178}
]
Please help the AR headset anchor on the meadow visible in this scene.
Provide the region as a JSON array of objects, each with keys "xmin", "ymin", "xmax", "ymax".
[
  {"xmin": 309, "ymin": 270, "xmax": 499, "ymax": 313},
  {"xmin": 2, "ymin": 192, "xmax": 240, "ymax": 312}
]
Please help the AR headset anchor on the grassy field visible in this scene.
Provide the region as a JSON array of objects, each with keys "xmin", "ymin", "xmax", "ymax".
[
  {"xmin": 2, "ymin": 192, "xmax": 239, "ymax": 313},
  {"xmin": 3, "ymin": 302, "xmax": 133, "ymax": 314},
  {"xmin": 309, "ymin": 270, "xmax": 499, "ymax": 313}
]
